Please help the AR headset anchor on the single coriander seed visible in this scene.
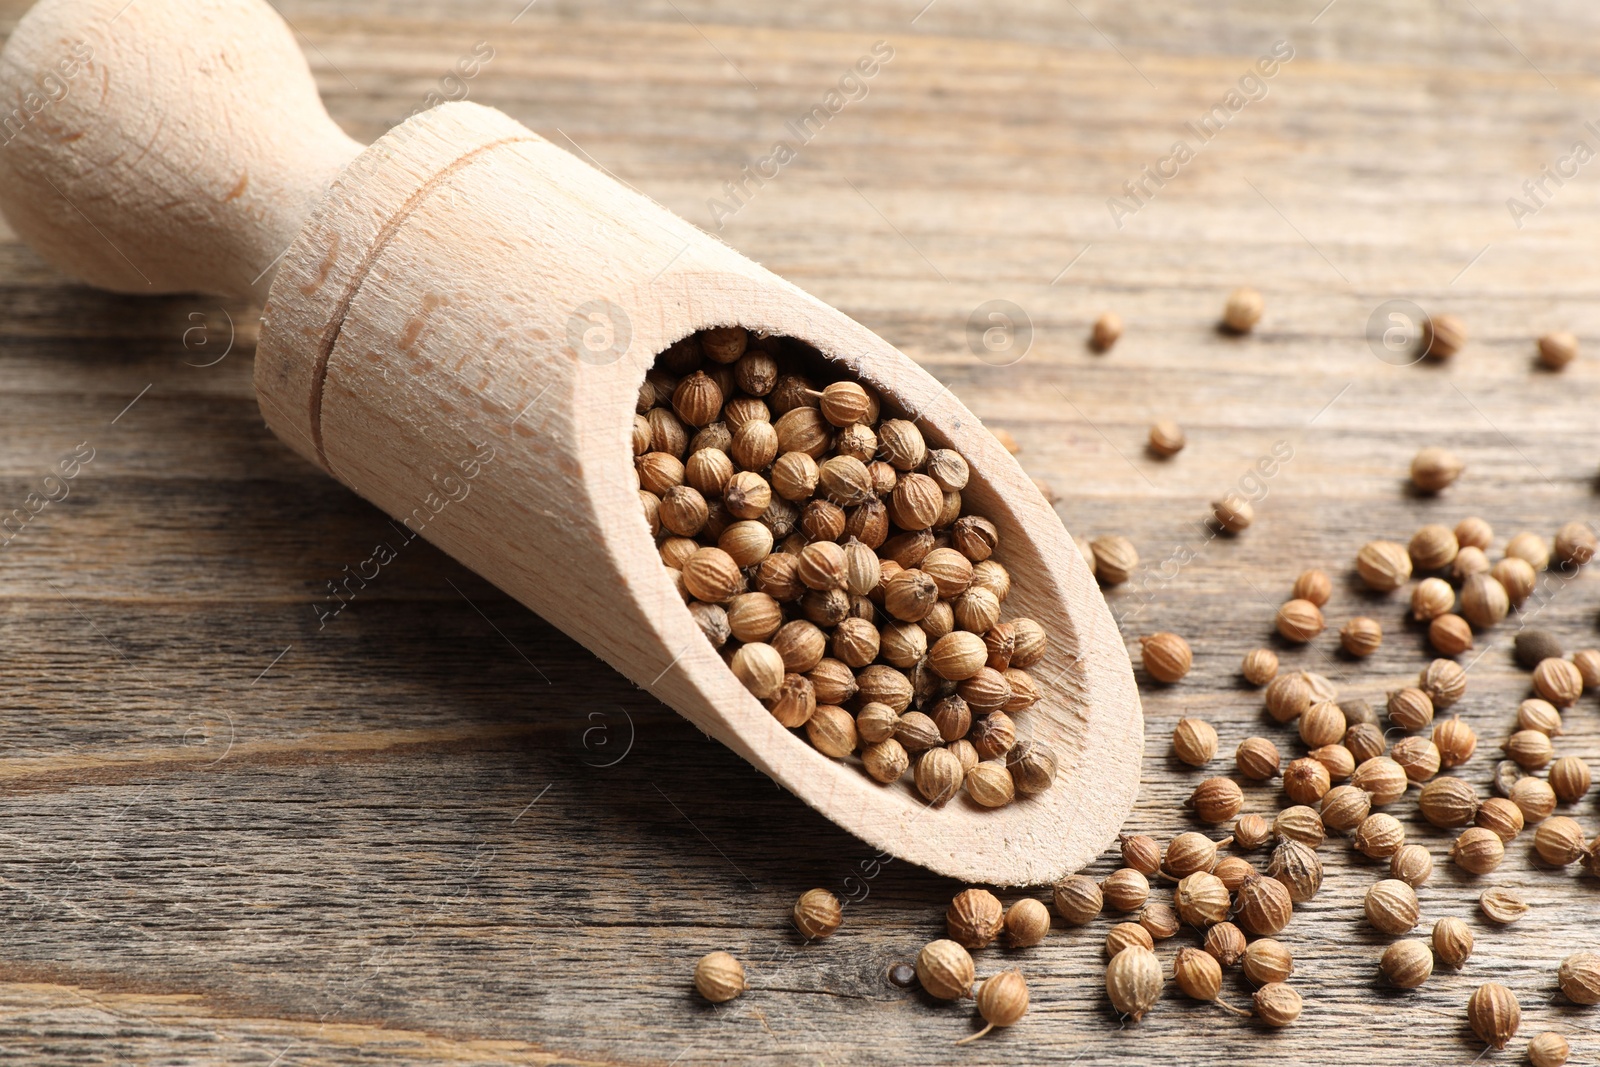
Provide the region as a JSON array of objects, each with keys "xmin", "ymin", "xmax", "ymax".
[
  {"xmin": 1243, "ymin": 939, "xmax": 1293, "ymax": 984},
  {"xmin": 1148, "ymin": 420, "xmax": 1186, "ymax": 457},
  {"xmin": 1090, "ymin": 311, "xmax": 1123, "ymax": 351},
  {"xmin": 962, "ymin": 970, "xmax": 1029, "ymax": 1043},
  {"xmin": 1467, "ymin": 982, "xmax": 1521, "ymax": 1050},
  {"xmin": 916, "ymin": 939, "xmax": 975, "ymax": 1000},
  {"xmin": 1424, "ymin": 313, "xmax": 1467, "ymax": 358},
  {"xmin": 1051, "ymin": 874, "xmax": 1104, "ymax": 926},
  {"xmin": 694, "ymin": 951, "xmax": 748, "ymax": 1003},
  {"xmin": 1141, "ymin": 632, "xmax": 1193, "ymax": 683},
  {"xmin": 1380, "ymin": 939, "xmax": 1434, "ymax": 989},
  {"xmin": 1004, "ymin": 898, "xmax": 1051, "ymax": 948},
  {"xmin": 1559, "ymin": 952, "xmax": 1600, "ymax": 1005},
  {"xmin": 1528, "ymin": 1032, "xmax": 1571, "ymax": 1067},
  {"xmin": 1222, "ymin": 286, "xmax": 1264, "ymax": 332},
  {"xmin": 1433, "ymin": 916, "xmax": 1474, "ymax": 968},
  {"xmin": 1241, "ymin": 648, "xmax": 1279, "ymax": 686},
  {"xmin": 1105, "ymin": 946, "xmax": 1162, "ymax": 1022},
  {"xmin": 1253, "ymin": 982, "xmax": 1302, "ymax": 1027},
  {"xmin": 1478, "ymin": 887, "xmax": 1529, "ymax": 925},
  {"xmin": 793, "ymin": 888, "xmax": 843, "ymax": 939}
]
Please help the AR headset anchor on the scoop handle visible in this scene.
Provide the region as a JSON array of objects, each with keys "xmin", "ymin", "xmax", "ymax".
[{"xmin": 0, "ymin": 0, "xmax": 363, "ymax": 299}]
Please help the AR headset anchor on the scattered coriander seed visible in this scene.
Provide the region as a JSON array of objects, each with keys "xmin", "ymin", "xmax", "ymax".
[
  {"xmin": 1354, "ymin": 813, "xmax": 1406, "ymax": 859},
  {"xmin": 1477, "ymin": 797, "xmax": 1526, "ymax": 842},
  {"xmin": 731, "ymin": 642, "xmax": 786, "ymax": 700},
  {"xmin": 1461, "ymin": 573, "xmax": 1510, "ymax": 628},
  {"xmin": 1507, "ymin": 531, "xmax": 1552, "ymax": 569},
  {"xmin": 1555, "ymin": 520, "xmax": 1597, "ymax": 566},
  {"xmin": 914, "ymin": 748, "xmax": 965, "ymax": 803},
  {"xmin": 1424, "ymin": 313, "xmax": 1467, "ymax": 358},
  {"xmin": 1299, "ymin": 702, "xmax": 1347, "ymax": 749},
  {"xmin": 1391, "ymin": 844, "xmax": 1434, "ymax": 887},
  {"xmin": 1235, "ymin": 873, "xmax": 1293, "ymax": 935},
  {"xmin": 1090, "ymin": 311, "xmax": 1123, "ymax": 352},
  {"xmin": 1283, "ymin": 757, "xmax": 1332, "ymax": 805},
  {"xmin": 1506, "ymin": 729, "xmax": 1554, "ymax": 771},
  {"xmin": 1120, "ymin": 834, "xmax": 1163, "ymax": 876},
  {"xmin": 1148, "ymin": 420, "xmax": 1186, "ymax": 457},
  {"xmin": 1234, "ymin": 814, "xmax": 1273, "ymax": 851},
  {"xmin": 1356, "ymin": 539, "xmax": 1413, "ymax": 591},
  {"xmin": 1452, "ymin": 545, "xmax": 1491, "ymax": 580},
  {"xmin": 1243, "ymin": 939, "xmax": 1293, "ymax": 984},
  {"xmin": 1213, "ymin": 856, "xmax": 1258, "ymax": 893},
  {"xmin": 1268, "ymin": 840, "xmax": 1323, "ymax": 903},
  {"xmin": 1090, "ymin": 535, "xmax": 1139, "ymax": 585},
  {"xmin": 1456, "ymin": 516, "xmax": 1493, "ymax": 549},
  {"xmin": 1212, "ymin": 495, "xmax": 1254, "ymax": 534},
  {"xmin": 1187, "ymin": 777, "xmax": 1244, "ymax": 824},
  {"xmin": 1528, "ymin": 1032, "xmax": 1571, "ymax": 1067},
  {"xmin": 1352, "ymin": 756, "xmax": 1409, "ymax": 805},
  {"xmin": 1479, "ymin": 887, "xmax": 1529, "ymax": 924},
  {"xmin": 1241, "ymin": 648, "xmax": 1279, "ymax": 686},
  {"xmin": 1253, "ymin": 982, "xmax": 1302, "ymax": 1027},
  {"xmin": 1517, "ymin": 698, "xmax": 1565, "ymax": 736},
  {"xmin": 694, "ymin": 951, "xmax": 748, "ymax": 1003},
  {"xmin": 1138, "ymin": 901, "xmax": 1180, "ymax": 940},
  {"xmin": 1468, "ymin": 982, "xmax": 1521, "ymax": 1050},
  {"xmin": 793, "ymin": 888, "xmax": 843, "ymax": 940},
  {"xmin": 1566, "ymin": 647, "xmax": 1600, "ymax": 690},
  {"xmin": 1105, "ymin": 946, "xmax": 1162, "ymax": 1022},
  {"xmin": 1534, "ymin": 816, "xmax": 1589, "ymax": 866},
  {"xmin": 1344, "ymin": 722, "xmax": 1387, "ymax": 765},
  {"xmin": 1534, "ymin": 657, "xmax": 1584, "ymax": 706},
  {"xmin": 1236, "ymin": 737, "xmax": 1282, "ymax": 782},
  {"xmin": 1549, "ymin": 756, "xmax": 1592, "ymax": 804},
  {"xmin": 1412, "ymin": 576, "xmax": 1456, "ymax": 620},
  {"xmin": 1320, "ymin": 785, "xmax": 1372, "ymax": 834},
  {"xmin": 1365, "ymin": 879, "xmax": 1420, "ymax": 934},
  {"xmin": 1451, "ymin": 826, "xmax": 1506, "ymax": 874},
  {"xmin": 1004, "ymin": 898, "xmax": 1051, "ymax": 948},
  {"xmin": 1006, "ymin": 740, "xmax": 1057, "ymax": 795},
  {"xmin": 1537, "ymin": 329, "xmax": 1580, "ymax": 369},
  {"xmin": 1433, "ymin": 916, "xmax": 1474, "ymax": 968},
  {"xmin": 1142, "ymin": 633, "xmax": 1193, "ymax": 684},
  {"xmin": 1381, "ymin": 939, "xmax": 1435, "ymax": 989},
  {"xmin": 1560, "ymin": 952, "xmax": 1600, "ymax": 1005},
  {"xmin": 1052, "ymin": 874, "xmax": 1104, "ymax": 926},
  {"xmin": 963, "ymin": 970, "xmax": 1029, "ymax": 1042},
  {"xmin": 1388, "ymin": 687, "xmax": 1436, "ymax": 732},
  {"xmin": 1392, "ymin": 736, "xmax": 1442, "ymax": 782},
  {"xmin": 1410, "ymin": 523, "xmax": 1460, "ymax": 570},
  {"xmin": 1292, "ymin": 568, "xmax": 1333, "ymax": 606},
  {"xmin": 965, "ymin": 760, "xmax": 1015, "ymax": 807},
  {"xmin": 1222, "ymin": 287, "xmax": 1264, "ymax": 332},
  {"xmin": 1102, "ymin": 868, "xmax": 1151, "ymax": 912},
  {"xmin": 1411, "ymin": 446, "xmax": 1464, "ymax": 492},
  {"xmin": 1433, "ymin": 717, "xmax": 1478, "ymax": 769},
  {"xmin": 1105, "ymin": 921, "xmax": 1154, "ymax": 958},
  {"xmin": 1264, "ymin": 672, "xmax": 1313, "ymax": 723},
  {"xmin": 917, "ymin": 939, "xmax": 975, "ymax": 1000},
  {"xmin": 1340, "ymin": 616, "xmax": 1383, "ymax": 657},
  {"xmin": 1274, "ymin": 806, "xmax": 1326, "ymax": 849},
  {"xmin": 1174, "ymin": 871, "xmax": 1233, "ymax": 927},
  {"xmin": 1165, "ymin": 832, "xmax": 1231, "ymax": 877},
  {"xmin": 862, "ymin": 738, "xmax": 910, "ymax": 784},
  {"xmin": 1310, "ymin": 744, "xmax": 1356, "ymax": 783},
  {"xmin": 1275, "ymin": 599, "xmax": 1324, "ymax": 643},
  {"xmin": 1428, "ymin": 614, "xmax": 1474, "ymax": 656},
  {"xmin": 1204, "ymin": 922, "xmax": 1248, "ymax": 967},
  {"xmin": 1493, "ymin": 556, "xmax": 1537, "ymax": 603},
  {"xmin": 1172, "ymin": 946, "xmax": 1231, "ymax": 1006},
  {"xmin": 1420, "ymin": 658, "xmax": 1468, "ymax": 708},
  {"xmin": 1419, "ymin": 776, "xmax": 1480, "ymax": 829}
]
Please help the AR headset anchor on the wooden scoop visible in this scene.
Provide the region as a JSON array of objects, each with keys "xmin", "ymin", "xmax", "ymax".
[{"xmin": 0, "ymin": 0, "xmax": 1141, "ymax": 885}]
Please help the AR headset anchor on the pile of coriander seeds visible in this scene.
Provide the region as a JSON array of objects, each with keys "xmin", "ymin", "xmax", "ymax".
[{"xmin": 635, "ymin": 326, "xmax": 1056, "ymax": 808}]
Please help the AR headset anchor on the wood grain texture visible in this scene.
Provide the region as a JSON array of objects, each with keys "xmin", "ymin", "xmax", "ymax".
[{"xmin": 0, "ymin": 0, "xmax": 1597, "ymax": 1063}]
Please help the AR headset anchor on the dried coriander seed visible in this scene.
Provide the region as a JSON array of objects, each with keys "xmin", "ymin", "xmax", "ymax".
[
  {"xmin": 1460, "ymin": 573, "xmax": 1510, "ymax": 628},
  {"xmin": 694, "ymin": 951, "xmax": 748, "ymax": 1003},
  {"xmin": 1418, "ymin": 776, "xmax": 1479, "ymax": 829},
  {"xmin": 1172, "ymin": 946, "xmax": 1230, "ymax": 1006},
  {"xmin": 1004, "ymin": 899, "xmax": 1050, "ymax": 948},
  {"xmin": 1391, "ymin": 736, "xmax": 1441, "ymax": 783},
  {"xmin": 1174, "ymin": 872, "xmax": 1232, "ymax": 927},
  {"xmin": 1529, "ymin": 1032, "xmax": 1571, "ymax": 1067},
  {"xmin": 1534, "ymin": 657, "xmax": 1584, "ymax": 706},
  {"xmin": 1411, "ymin": 446, "xmax": 1464, "ymax": 491},
  {"xmin": 1138, "ymin": 901, "xmax": 1180, "ymax": 940},
  {"xmin": 1505, "ymin": 729, "xmax": 1554, "ymax": 771},
  {"xmin": 1006, "ymin": 740, "xmax": 1057, "ymax": 795},
  {"xmin": 1510, "ymin": 776, "xmax": 1558, "ymax": 823},
  {"xmin": 1467, "ymin": 982, "xmax": 1520, "ymax": 1050},
  {"xmin": 962, "ymin": 970, "xmax": 1029, "ymax": 1043},
  {"xmin": 1282, "ymin": 757, "xmax": 1331, "ymax": 805},
  {"xmin": 1264, "ymin": 672, "xmax": 1312, "ymax": 723},
  {"xmin": 1352, "ymin": 756, "xmax": 1409, "ymax": 805},
  {"xmin": 1090, "ymin": 311, "xmax": 1123, "ymax": 351},
  {"xmin": 1428, "ymin": 613, "xmax": 1473, "ymax": 655},
  {"xmin": 1450, "ymin": 826, "xmax": 1506, "ymax": 874},
  {"xmin": 1340, "ymin": 616, "xmax": 1383, "ymax": 656},
  {"xmin": 1477, "ymin": 797, "xmax": 1525, "ymax": 842},
  {"xmin": 1252, "ymin": 982, "xmax": 1302, "ymax": 1027},
  {"xmin": 793, "ymin": 888, "xmax": 843, "ymax": 939},
  {"xmin": 1555, "ymin": 520, "xmax": 1597, "ymax": 566},
  {"xmin": 1102, "ymin": 868, "xmax": 1150, "ymax": 913},
  {"xmin": 1241, "ymin": 648, "xmax": 1279, "ymax": 686},
  {"xmin": 1052, "ymin": 874, "xmax": 1104, "ymax": 926},
  {"xmin": 1390, "ymin": 844, "xmax": 1434, "ymax": 887},
  {"xmin": 1091, "ymin": 535, "xmax": 1139, "ymax": 585},
  {"xmin": 1213, "ymin": 856, "xmax": 1257, "ymax": 893},
  {"xmin": 1549, "ymin": 756, "xmax": 1591, "ymax": 803},
  {"xmin": 1380, "ymin": 939, "xmax": 1434, "ymax": 989},
  {"xmin": 1538, "ymin": 330, "xmax": 1580, "ymax": 369},
  {"xmin": 1243, "ymin": 939, "xmax": 1293, "ymax": 984},
  {"xmin": 1354, "ymin": 813, "xmax": 1406, "ymax": 859},
  {"xmin": 1274, "ymin": 806, "xmax": 1326, "ymax": 849},
  {"xmin": 1204, "ymin": 922, "xmax": 1247, "ymax": 967},
  {"xmin": 1320, "ymin": 785, "xmax": 1371, "ymax": 834},
  {"xmin": 1534, "ymin": 816, "xmax": 1588, "ymax": 866},
  {"xmin": 1433, "ymin": 917, "xmax": 1473, "ymax": 968},
  {"xmin": 1433, "ymin": 717, "xmax": 1477, "ymax": 769},
  {"xmin": 1165, "ymin": 832, "xmax": 1231, "ymax": 877},
  {"xmin": 1119, "ymin": 834, "xmax": 1163, "ymax": 876},
  {"xmin": 1267, "ymin": 840, "xmax": 1323, "ymax": 903},
  {"xmin": 1559, "ymin": 952, "xmax": 1600, "ymax": 1005},
  {"xmin": 1222, "ymin": 287, "xmax": 1264, "ymax": 332},
  {"xmin": 1212, "ymin": 495, "xmax": 1254, "ymax": 534},
  {"xmin": 1235, "ymin": 873, "xmax": 1293, "ymax": 935},
  {"xmin": 1299, "ymin": 702, "xmax": 1347, "ymax": 748},
  {"xmin": 1106, "ymin": 946, "xmax": 1162, "ymax": 1022},
  {"xmin": 1365, "ymin": 879, "xmax": 1420, "ymax": 935},
  {"xmin": 914, "ymin": 748, "xmax": 964, "ymax": 803},
  {"xmin": 1105, "ymin": 922, "xmax": 1154, "ymax": 958},
  {"xmin": 1409, "ymin": 523, "xmax": 1459, "ymax": 570},
  {"xmin": 1148, "ymin": 420, "xmax": 1186, "ymax": 457},
  {"xmin": 1233, "ymin": 814, "xmax": 1272, "ymax": 851},
  {"xmin": 1141, "ymin": 632, "xmax": 1193, "ymax": 683},
  {"xmin": 965, "ymin": 760, "xmax": 1015, "ymax": 808},
  {"xmin": 948, "ymin": 888, "xmax": 1005, "ymax": 949},
  {"xmin": 916, "ymin": 939, "xmax": 975, "ymax": 1000},
  {"xmin": 1187, "ymin": 777, "xmax": 1244, "ymax": 824},
  {"xmin": 1356, "ymin": 539, "xmax": 1412, "ymax": 591},
  {"xmin": 1387, "ymin": 687, "xmax": 1435, "ymax": 732},
  {"xmin": 1275, "ymin": 599, "xmax": 1324, "ymax": 642},
  {"xmin": 1575, "ymin": 648, "xmax": 1600, "ymax": 688},
  {"xmin": 1479, "ymin": 887, "xmax": 1529, "ymax": 925},
  {"xmin": 1235, "ymin": 736, "xmax": 1281, "ymax": 781}
]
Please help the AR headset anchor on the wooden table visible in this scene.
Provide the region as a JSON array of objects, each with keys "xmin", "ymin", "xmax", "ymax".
[{"xmin": 2, "ymin": 1, "xmax": 1597, "ymax": 1062}]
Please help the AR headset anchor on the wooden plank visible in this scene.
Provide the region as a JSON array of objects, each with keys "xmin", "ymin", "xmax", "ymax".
[{"xmin": 0, "ymin": 0, "xmax": 1597, "ymax": 1062}]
